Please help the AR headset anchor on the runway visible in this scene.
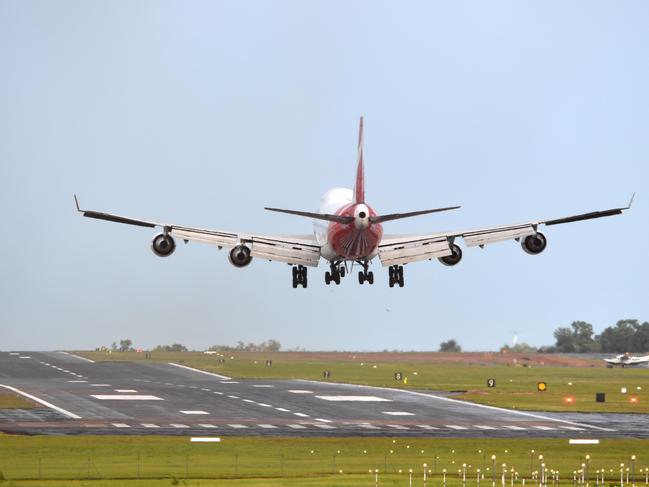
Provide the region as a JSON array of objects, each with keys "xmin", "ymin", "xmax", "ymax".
[{"xmin": 1, "ymin": 351, "xmax": 647, "ymax": 438}]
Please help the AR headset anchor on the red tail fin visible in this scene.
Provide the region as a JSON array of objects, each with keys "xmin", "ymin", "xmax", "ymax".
[{"xmin": 354, "ymin": 116, "xmax": 365, "ymax": 203}]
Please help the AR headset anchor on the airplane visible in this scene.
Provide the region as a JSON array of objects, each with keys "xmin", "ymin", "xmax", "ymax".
[
  {"xmin": 603, "ymin": 353, "xmax": 649, "ymax": 368},
  {"xmin": 75, "ymin": 117, "xmax": 634, "ymax": 288}
]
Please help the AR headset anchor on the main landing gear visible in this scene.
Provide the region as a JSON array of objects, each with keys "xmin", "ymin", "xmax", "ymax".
[
  {"xmin": 325, "ymin": 262, "xmax": 345, "ymax": 285},
  {"xmin": 388, "ymin": 265, "xmax": 404, "ymax": 288},
  {"xmin": 358, "ymin": 262, "xmax": 374, "ymax": 285},
  {"xmin": 292, "ymin": 265, "xmax": 308, "ymax": 288}
]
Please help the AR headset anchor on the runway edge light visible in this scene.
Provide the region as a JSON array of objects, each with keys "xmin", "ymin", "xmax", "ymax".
[{"xmin": 537, "ymin": 382, "xmax": 547, "ymax": 392}]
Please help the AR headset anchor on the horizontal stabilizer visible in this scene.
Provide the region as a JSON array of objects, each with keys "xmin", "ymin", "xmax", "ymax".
[
  {"xmin": 369, "ymin": 206, "xmax": 461, "ymax": 224},
  {"xmin": 264, "ymin": 207, "xmax": 354, "ymax": 224}
]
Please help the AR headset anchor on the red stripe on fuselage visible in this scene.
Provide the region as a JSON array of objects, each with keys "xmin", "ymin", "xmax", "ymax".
[{"xmin": 327, "ymin": 203, "xmax": 383, "ymax": 260}]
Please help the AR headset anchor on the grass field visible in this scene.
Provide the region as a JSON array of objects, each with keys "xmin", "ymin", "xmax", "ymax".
[
  {"xmin": 1, "ymin": 435, "xmax": 648, "ymax": 485},
  {"xmin": 77, "ymin": 351, "xmax": 649, "ymax": 413},
  {"xmin": 0, "ymin": 392, "xmax": 36, "ymax": 409}
]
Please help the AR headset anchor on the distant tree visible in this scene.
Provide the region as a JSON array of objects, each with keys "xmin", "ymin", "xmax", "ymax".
[
  {"xmin": 265, "ymin": 339, "xmax": 281, "ymax": 352},
  {"xmin": 553, "ymin": 321, "xmax": 600, "ymax": 353},
  {"xmin": 501, "ymin": 342, "xmax": 538, "ymax": 353},
  {"xmin": 598, "ymin": 320, "xmax": 640, "ymax": 353},
  {"xmin": 153, "ymin": 343, "xmax": 188, "ymax": 352},
  {"xmin": 439, "ymin": 339, "xmax": 461, "ymax": 352},
  {"xmin": 119, "ymin": 339, "xmax": 133, "ymax": 352},
  {"xmin": 110, "ymin": 342, "xmax": 118, "ymax": 352}
]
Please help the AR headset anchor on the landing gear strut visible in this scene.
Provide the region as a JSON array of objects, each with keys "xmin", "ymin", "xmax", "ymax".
[
  {"xmin": 388, "ymin": 265, "xmax": 404, "ymax": 288},
  {"xmin": 292, "ymin": 265, "xmax": 308, "ymax": 288},
  {"xmin": 357, "ymin": 261, "xmax": 374, "ymax": 285},
  {"xmin": 324, "ymin": 262, "xmax": 343, "ymax": 285}
]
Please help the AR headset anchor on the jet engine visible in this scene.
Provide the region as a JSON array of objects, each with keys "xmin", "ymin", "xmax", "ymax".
[
  {"xmin": 229, "ymin": 244, "xmax": 253, "ymax": 267},
  {"xmin": 521, "ymin": 232, "xmax": 547, "ymax": 255},
  {"xmin": 438, "ymin": 244, "xmax": 463, "ymax": 266},
  {"xmin": 151, "ymin": 233, "xmax": 176, "ymax": 257}
]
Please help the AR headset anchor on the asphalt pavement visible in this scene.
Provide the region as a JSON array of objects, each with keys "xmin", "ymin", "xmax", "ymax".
[{"xmin": 1, "ymin": 351, "xmax": 647, "ymax": 438}]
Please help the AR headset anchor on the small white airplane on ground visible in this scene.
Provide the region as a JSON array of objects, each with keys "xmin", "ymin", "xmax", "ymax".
[
  {"xmin": 604, "ymin": 353, "xmax": 649, "ymax": 368},
  {"xmin": 75, "ymin": 117, "xmax": 633, "ymax": 288}
]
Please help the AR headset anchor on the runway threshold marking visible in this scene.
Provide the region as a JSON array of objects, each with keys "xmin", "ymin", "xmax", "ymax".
[
  {"xmin": 167, "ymin": 362, "xmax": 231, "ymax": 380},
  {"xmin": 91, "ymin": 395, "xmax": 163, "ymax": 401},
  {"xmin": 0, "ymin": 384, "xmax": 81, "ymax": 419}
]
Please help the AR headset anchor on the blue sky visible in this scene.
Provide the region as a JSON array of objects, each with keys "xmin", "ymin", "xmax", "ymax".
[{"xmin": 1, "ymin": 1, "xmax": 647, "ymax": 351}]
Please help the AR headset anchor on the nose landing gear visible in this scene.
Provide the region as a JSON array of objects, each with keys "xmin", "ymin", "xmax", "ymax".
[
  {"xmin": 388, "ymin": 265, "xmax": 404, "ymax": 288},
  {"xmin": 292, "ymin": 265, "xmax": 308, "ymax": 288}
]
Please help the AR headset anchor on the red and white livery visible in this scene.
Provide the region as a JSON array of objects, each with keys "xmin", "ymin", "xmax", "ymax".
[{"xmin": 75, "ymin": 117, "xmax": 633, "ymax": 288}]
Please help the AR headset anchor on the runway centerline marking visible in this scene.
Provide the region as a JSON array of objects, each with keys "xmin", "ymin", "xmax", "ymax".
[
  {"xmin": 316, "ymin": 395, "xmax": 391, "ymax": 402},
  {"xmin": 275, "ymin": 407, "xmax": 291, "ymax": 412},
  {"xmin": 417, "ymin": 425, "xmax": 440, "ymax": 430},
  {"xmin": 170, "ymin": 424, "xmax": 189, "ymax": 428},
  {"xmin": 256, "ymin": 403, "xmax": 272, "ymax": 407},
  {"xmin": 112, "ymin": 423, "xmax": 130, "ymax": 428},
  {"xmin": 0, "ymin": 384, "xmax": 81, "ymax": 419},
  {"xmin": 293, "ymin": 412, "xmax": 309, "ymax": 417},
  {"xmin": 199, "ymin": 424, "xmax": 217, "ymax": 428},
  {"xmin": 68, "ymin": 380, "xmax": 87, "ymax": 383},
  {"xmin": 287, "ymin": 424, "xmax": 306, "ymax": 429},
  {"xmin": 383, "ymin": 411, "xmax": 414, "ymax": 416},
  {"xmin": 253, "ymin": 385, "xmax": 274, "ymax": 388},
  {"xmin": 227, "ymin": 395, "xmax": 239, "ymax": 399},
  {"xmin": 474, "ymin": 425, "xmax": 497, "ymax": 430},
  {"xmin": 288, "ymin": 390, "xmax": 313, "ymax": 394},
  {"xmin": 504, "ymin": 425, "xmax": 526, "ymax": 430},
  {"xmin": 114, "ymin": 389, "xmax": 138, "ymax": 393},
  {"xmin": 91, "ymin": 395, "xmax": 163, "ymax": 401},
  {"xmin": 141, "ymin": 423, "xmax": 160, "ymax": 428},
  {"xmin": 180, "ymin": 410, "xmax": 209, "ymax": 415},
  {"xmin": 91, "ymin": 384, "xmax": 111, "ymax": 387},
  {"xmin": 228, "ymin": 424, "xmax": 248, "ymax": 429},
  {"xmin": 445, "ymin": 425, "xmax": 468, "ymax": 430},
  {"xmin": 258, "ymin": 424, "xmax": 277, "ymax": 429}
]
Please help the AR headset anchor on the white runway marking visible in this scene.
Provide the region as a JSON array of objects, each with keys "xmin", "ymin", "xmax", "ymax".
[
  {"xmin": 19, "ymin": 356, "xmax": 31, "ymax": 359},
  {"xmin": 243, "ymin": 399, "xmax": 254, "ymax": 403},
  {"xmin": 91, "ymin": 395, "xmax": 163, "ymax": 401},
  {"xmin": 569, "ymin": 439, "xmax": 600, "ymax": 444},
  {"xmin": 315, "ymin": 418, "xmax": 333, "ymax": 423},
  {"xmin": 58, "ymin": 351, "xmax": 95, "ymax": 363},
  {"xmin": 9, "ymin": 352, "xmax": 19, "ymax": 355},
  {"xmin": 534, "ymin": 425, "xmax": 556, "ymax": 430},
  {"xmin": 314, "ymin": 424, "xmax": 335, "ymax": 429},
  {"xmin": 112, "ymin": 423, "xmax": 131, "ymax": 428},
  {"xmin": 383, "ymin": 411, "xmax": 414, "ymax": 416},
  {"xmin": 91, "ymin": 384, "xmax": 111, "ymax": 387},
  {"xmin": 180, "ymin": 410, "xmax": 209, "ymax": 415},
  {"xmin": 228, "ymin": 424, "xmax": 248, "ymax": 429},
  {"xmin": 256, "ymin": 403, "xmax": 272, "ymax": 407},
  {"xmin": 220, "ymin": 381, "xmax": 239, "ymax": 384},
  {"xmin": 288, "ymin": 390, "xmax": 313, "ymax": 394},
  {"xmin": 445, "ymin": 425, "xmax": 468, "ymax": 430},
  {"xmin": 275, "ymin": 407, "xmax": 290, "ymax": 412},
  {"xmin": 213, "ymin": 392, "xmax": 224, "ymax": 395},
  {"xmin": 358, "ymin": 424, "xmax": 380, "ymax": 429},
  {"xmin": 317, "ymin": 395, "xmax": 391, "ymax": 402},
  {"xmin": 0, "ymin": 384, "xmax": 81, "ymax": 419},
  {"xmin": 200, "ymin": 388, "xmax": 211, "ymax": 391},
  {"xmin": 114, "ymin": 389, "xmax": 138, "ymax": 393},
  {"xmin": 170, "ymin": 424, "xmax": 189, "ymax": 428},
  {"xmin": 417, "ymin": 425, "xmax": 440, "ymax": 430},
  {"xmin": 387, "ymin": 424, "xmax": 409, "ymax": 430},
  {"xmin": 503, "ymin": 425, "xmax": 526, "ymax": 430},
  {"xmin": 199, "ymin": 424, "xmax": 217, "ymax": 428},
  {"xmin": 190, "ymin": 437, "xmax": 221, "ymax": 443},
  {"xmin": 253, "ymin": 385, "xmax": 274, "ymax": 388},
  {"xmin": 474, "ymin": 425, "xmax": 497, "ymax": 430},
  {"xmin": 67, "ymin": 380, "xmax": 87, "ymax": 383},
  {"xmin": 167, "ymin": 362, "xmax": 231, "ymax": 380},
  {"xmin": 287, "ymin": 424, "xmax": 306, "ymax": 429},
  {"xmin": 141, "ymin": 423, "xmax": 159, "ymax": 428},
  {"xmin": 227, "ymin": 395, "xmax": 239, "ymax": 399},
  {"xmin": 293, "ymin": 412, "xmax": 309, "ymax": 417},
  {"xmin": 560, "ymin": 426, "xmax": 585, "ymax": 431},
  {"xmin": 258, "ymin": 424, "xmax": 277, "ymax": 429}
]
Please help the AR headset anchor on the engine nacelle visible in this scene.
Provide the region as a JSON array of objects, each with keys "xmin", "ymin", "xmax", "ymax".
[
  {"xmin": 438, "ymin": 243, "xmax": 463, "ymax": 266},
  {"xmin": 522, "ymin": 232, "xmax": 547, "ymax": 255},
  {"xmin": 229, "ymin": 244, "xmax": 253, "ymax": 267},
  {"xmin": 151, "ymin": 233, "xmax": 176, "ymax": 257}
]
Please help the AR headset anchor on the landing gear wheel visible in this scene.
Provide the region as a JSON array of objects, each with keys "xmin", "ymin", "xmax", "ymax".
[
  {"xmin": 292, "ymin": 265, "xmax": 308, "ymax": 288},
  {"xmin": 367, "ymin": 271, "xmax": 374, "ymax": 285},
  {"xmin": 339, "ymin": 266, "xmax": 346, "ymax": 277},
  {"xmin": 325, "ymin": 271, "xmax": 331, "ymax": 285},
  {"xmin": 358, "ymin": 271, "xmax": 365, "ymax": 285},
  {"xmin": 389, "ymin": 265, "xmax": 404, "ymax": 288}
]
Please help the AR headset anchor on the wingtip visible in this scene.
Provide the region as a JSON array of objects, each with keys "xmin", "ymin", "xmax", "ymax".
[
  {"xmin": 73, "ymin": 194, "xmax": 81, "ymax": 212},
  {"xmin": 628, "ymin": 192, "xmax": 636, "ymax": 209}
]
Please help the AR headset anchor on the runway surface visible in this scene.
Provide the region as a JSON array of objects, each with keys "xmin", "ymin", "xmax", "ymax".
[{"xmin": 1, "ymin": 351, "xmax": 647, "ymax": 438}]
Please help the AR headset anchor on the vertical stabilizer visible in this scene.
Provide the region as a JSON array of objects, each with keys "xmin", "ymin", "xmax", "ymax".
[{"xmin": 354, "ymin": 116, "xmax": 365, "ymax": 203}]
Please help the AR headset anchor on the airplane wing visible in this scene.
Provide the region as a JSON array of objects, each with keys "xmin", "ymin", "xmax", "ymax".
[
  {"xmin": 378, "ymin": 195, "xmax": 634, "ymax": 267},
  {"xmin": 74, "ymin": 196, "xmax": 321, "ymax": 267}
]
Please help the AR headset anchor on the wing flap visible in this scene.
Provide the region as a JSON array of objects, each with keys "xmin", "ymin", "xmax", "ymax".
[
  {"xmin": 462, "ymin": 225, "xmax": 536, "ymax": 248},
  {"xmin": 379, "ymin": 238, "xmax": 452, "ymax": 267}
]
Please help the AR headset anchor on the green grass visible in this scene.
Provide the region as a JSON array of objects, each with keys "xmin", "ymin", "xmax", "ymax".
[
  {"xmin": 76, "ymin": 351, "xmax": 649, "ymax": 413},
  {"xmin": 1, "ymin": 435, "xmax": 648, "ymax": 485},
  {"xmin": 0, "ymin": 392, "xmax": 37, "ymax": 409}
]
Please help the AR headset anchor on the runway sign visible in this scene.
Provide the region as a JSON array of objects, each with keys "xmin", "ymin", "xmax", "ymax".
[
  {"xmin": 323, "ymin": 370, "xmax": 331, "ymax": 378},
  {"xmin": 487, "ymin": 378, "xmax": 496, "ymax": 388},
  {"xmin": 266, "ymin": 360, "xmax": 272, "ymax": 367},
  {"xmin": 394, "ymin": 372, "xmax": 403, "ymax": 381},
  {"xmin": 596, "ymin": 392, "xmax": 605, "ymax": 402}
]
